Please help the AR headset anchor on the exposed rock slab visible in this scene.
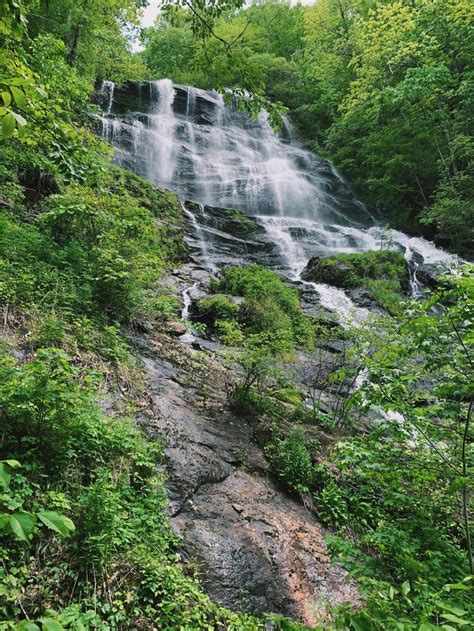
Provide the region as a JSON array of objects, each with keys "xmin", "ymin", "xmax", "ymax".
[{"xmin": 135, "ymin": 332, "xmax": 359, "ymax": 625}]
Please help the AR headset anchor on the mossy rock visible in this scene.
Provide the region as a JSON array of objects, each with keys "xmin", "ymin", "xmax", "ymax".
[
  {"xmin": 301, "ymin": 250, "xmax": 408, "ymax": 290},
  {"xmin": 215, "ymin": 208, "xmax": 259, "ymax": 237},
  {"xmin": 184, "ymin": 202, "xmax": 259, "ymax": 237},
  {"xmin": 108, "ymin": 167, "xmax": 183, "ymax": 224},
  {"xmin": 302, "ymin": 250, "xmax": 409, "ymax": 316}
]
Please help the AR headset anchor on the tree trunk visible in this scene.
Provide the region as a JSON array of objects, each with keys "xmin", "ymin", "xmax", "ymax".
[{"xmin": 67, "ymin": 25, "xmax": 81, "ymax": 66}]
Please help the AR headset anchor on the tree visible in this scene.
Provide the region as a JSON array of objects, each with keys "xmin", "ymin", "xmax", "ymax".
[
  {"xmin": 358, "ymin": 266, "xmax": 474, "ymax": 573},
  {"xmin": 0, "ymin": 0, "xmax": 35, "ymax": 139},
  {"xmin": 24, "ymin": 0, "xmax": 147, "ymax": 80}
]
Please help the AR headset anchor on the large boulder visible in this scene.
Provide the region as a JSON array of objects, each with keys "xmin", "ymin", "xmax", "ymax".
[{"xmin": 301, "ymin": 250, "xmax": 409, "ymax": 290}]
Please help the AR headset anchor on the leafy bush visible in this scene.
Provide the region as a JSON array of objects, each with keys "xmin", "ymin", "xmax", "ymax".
[
  {"xmin": 304, "ymin": 250, "xmax": 408, "ymax": 314},
  {"xmin": 0, "ymin": 459, "xmax": 75, "ymax": 543},
  {"xmin": 0, "ymin": 349, "xmax": 148, "ymax": 475},
  {"xmin": 215, "ymin": 318, "xmax": 245, "ymax": 345},
  {"xmin": 264, "ymin": 428, "xmax": 316, "ymax": 494},
  {"xmin": 195, "ymin": 294, "xmax": 240, "ymax": 325},
  {"xmin": 313, "ymin": 480, "xmax": 348, "ymax": 530},
  {"xmin": 0, "ymin": 346, "xmax": 272, "ymax": 629},
  {"xmin": 29, "ymin": 313, "xmax": 67, "ymax": 349},
  {"xmin": 306, "ymin": 250, "xmax": 407, "ymax": 288},
  {"xmin": 214, "ymin": 264, "xmax": 315, "ymax": 348}
]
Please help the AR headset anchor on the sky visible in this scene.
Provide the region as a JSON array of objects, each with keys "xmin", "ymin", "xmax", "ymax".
[
  {"xmin": 140, "ymin": 0, "xmax": 315, "ymax": 28},
  {"xmin": 141, "ymin": 2, "xmax": 160, "ymax": 28}
]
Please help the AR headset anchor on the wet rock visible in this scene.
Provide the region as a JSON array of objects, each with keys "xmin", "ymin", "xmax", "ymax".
[
  {"xmin": 301, "ymin": 256, "xmax": 329, "ymax": 283},
  {"xmin": 347, "ymin": 287, "xmax": 385, "ymax": 312},
  {"xmin": 434, "ymin": 234, "xmax": 452, "ymax": 250},
  {"xmin": 187, "ymin": 204, "xmax": 262, "ymax": 238},
  {"xmin": 415, "ymin": 265, "xmax": 441, "ymax": 289},
  {"xmin": 136, "ymin": 332, "xmax": 359, "ymax": 624},
  {"xmin": 159, "ymin": 320, "xmax": 187, "ymax": 337},
  {"xmin": 174, "ymin": 470, "xmax": 358, "ymax": 623},
  {"xmin": 19, "ymin": 167, "xmax": 58, "ymax": 206}
]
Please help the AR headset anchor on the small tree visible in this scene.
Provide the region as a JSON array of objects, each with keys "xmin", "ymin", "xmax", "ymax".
[{"xmin": 235, "ymin": 329, "xmax": 293, "ymax": 395}]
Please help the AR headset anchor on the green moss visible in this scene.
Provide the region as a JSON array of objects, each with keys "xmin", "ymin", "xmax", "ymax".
[
  {"xmin": 104, "ymin": 166, "xmax": 184, "ymax": 224},
  {"xmin": 365, "ymin": 279, "xmax": 404, "ymax": 316},
  {"xmin": 0, "ymin": 144, "xmax": 186, "ymax": 325},
  {"xmin": 219, "ymin": 208, "xmax": 258, "ymax": 236}
]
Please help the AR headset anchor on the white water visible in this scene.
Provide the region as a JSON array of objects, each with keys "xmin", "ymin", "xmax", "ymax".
[
  {"xmin": 180, "ymin": 202, "xmax": 218, "ymax": 274},
  {"xmin": 102, "ymin": 80, "xmax": 115, "ymax": 115},
  {"xmin": 97, "ymin": 80, "xmax": 458, "ymax": 322}
]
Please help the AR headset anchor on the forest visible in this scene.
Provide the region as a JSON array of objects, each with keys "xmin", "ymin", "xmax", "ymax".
[{"xmin": 0, "ymin": 0, "xmax": 473, "ymax": 630}]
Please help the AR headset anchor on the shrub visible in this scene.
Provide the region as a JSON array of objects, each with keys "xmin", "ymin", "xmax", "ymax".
[
  {"xmin": 29, "ymin": 313, "xmax": 66, "ymax": 348},
  {"xmin": 215, "ymin": 318, "xmax": 244, "ymax": 345},
  {"xmin": 264, "ymin": 428, "xmax": 316, "ymax": 494},
  {"xmin": 0, "ymin": 349, "xmax": 149, "ymax": 475},
  {"xmin": 309, "ymin": 250, "xmax": 407, "ymax": 289},
  {"xmin": 195, "ymin": 294, "xmax": 240, "ymax": 325},
  {"xmin": 214, "ymin": 264, "xmax": 315, "ymax": 348},
  {"xmin": 313, "ymin": 480, "xmax": 348, "ymax": 530}
]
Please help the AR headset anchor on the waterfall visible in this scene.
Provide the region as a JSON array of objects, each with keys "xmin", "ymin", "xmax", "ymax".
[
  {"xmin": 149, "ymin": 79, "xmax": 176, "ymax": 184},
  {"xmin": 181, "ymin": 202, "xmax": 218, "ymax": 274},
  {"xmin": 102, "ymin": 80, "xmax": 115, "ymax": 115},
  {"xmin": 97, "ymin": 80, "xmax": 458, "ymax": 319},
  {"xmin": 97, "ymin": 80, "xmax": 368, "ymax": 223},
  {"xmin": 409, "ymin": 261, "xmax": 420, "ymax": 296}
]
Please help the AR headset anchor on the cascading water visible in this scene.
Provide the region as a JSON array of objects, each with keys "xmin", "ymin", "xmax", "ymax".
[{"xmin": 96, "ymin": 79, "xmax": 457, "ymax": 322}]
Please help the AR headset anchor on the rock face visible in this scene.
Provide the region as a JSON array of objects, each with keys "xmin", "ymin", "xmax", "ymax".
[
  {"xmin": 301, "ymin": 256, "xmax": 340, "ymax": 285},
  {"xmin": 134, "ymin": 332, "xmax": 359, "ymax": 625}
]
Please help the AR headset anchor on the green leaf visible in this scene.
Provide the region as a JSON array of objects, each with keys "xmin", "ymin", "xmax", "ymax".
[
  {"xmin": 444, "ymin": 582, "xmax": 470, "ymax": 591},
  {"xmin": 0, "ymin": 463, "xmax": 12, "ymax": 486},
  {"xmin": 0, "ymin": 459, "xmax": 20, "ymax": 485},
  {"xmin": 10, "ymin": 85, "xmax": 26, "ymax": 109},
  {"xmin": 37, "ymin": 511, "xmax": 75, "ymax": 537},
  {"xmin": 15, "ymin": 622, "xmax": 41, "ymax": 630},
  {"xmin": 2, "ymin": 91, "xmax": 11, "ymax": 106},
  {"xmin": 39, "ymin": 619, "xmax": 64, "ymax": 631},
  {"xmin": 438, "ymin": 602, "xmax": 467, "ymax": 616},
  {"xmin": 9, "ymin": 512, "xmax": 36, "ymax": 541},
  {"xmin": 12, "ymin": 111, "xmax": 27, "ymax": 127},
  {"xmin": 2, "ymin": 459, "xmax": 21, "ymax": 468},
  {"xmin": 440, "ymin": 613, "xmax": 471, "ymax": 626},
  {"xmin": 2, "ymin": 112, "xmax": 16, "ymax": 138},
  {"xmin": 401, "ymin": 580, "xmax": 411, "ymax": 595},
  {"xmin": 0, "ymin": 514, "xmax": 10, "ymax": 531}
]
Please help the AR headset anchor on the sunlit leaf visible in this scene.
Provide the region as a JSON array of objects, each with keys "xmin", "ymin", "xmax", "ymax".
[
  {"xmin": 37, "ymin": 511, "xmax": 75, "ymax": 537},
  {"xmin": 9, "ymin": 512, "xmax": 36, "ymax": 541}
]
